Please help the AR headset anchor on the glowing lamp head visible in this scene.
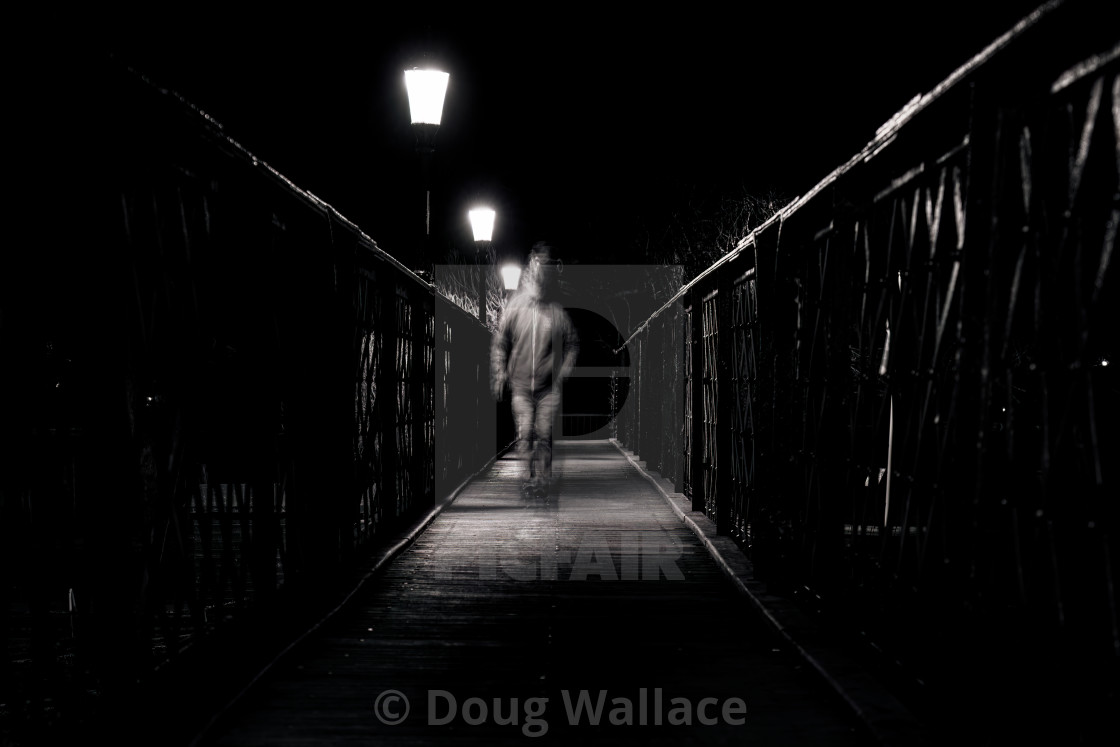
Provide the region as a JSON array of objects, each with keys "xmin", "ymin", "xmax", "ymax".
[
  {"xmin": 404, "ymin": 69, "xmax": 449, "ymax": 125},
  {"xmin": 501, "ymin": 264, "xmax": 522, "ymax": 291},
  {"xmin": 469, "ymin": 208, "xmax": 496, "ymax": 243}
]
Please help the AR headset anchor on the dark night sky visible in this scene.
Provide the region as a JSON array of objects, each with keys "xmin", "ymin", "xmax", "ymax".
[{"xmin": 30, "ymin": 3, "xmax": 1046, "ymax": 268}]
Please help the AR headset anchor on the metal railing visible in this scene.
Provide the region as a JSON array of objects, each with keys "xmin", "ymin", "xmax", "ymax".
[
  {"xmin": 613, "ymin": 0, "xmax": 1117, "ymax": 738},
  {"xmin": 1, "ymin": 52, "xmax": 509, "ymax": 736}
]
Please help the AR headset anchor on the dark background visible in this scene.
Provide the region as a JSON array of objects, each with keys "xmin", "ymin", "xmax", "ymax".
[{"xmin": 20, "ymin": 3, "xmax": 1046, "ymax": 268}]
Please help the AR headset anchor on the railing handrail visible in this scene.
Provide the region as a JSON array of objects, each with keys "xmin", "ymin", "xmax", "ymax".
[
  {"xmin": 612, "ymin": 241, "xmax": 762, "ymax": 355},
  {"xmin": 614, "ymin": 0, "xmax": 1067, "ymax": 356},
  {"xmin": 118, "ymin": 60, "xmax": 489, "ymax": 321}
]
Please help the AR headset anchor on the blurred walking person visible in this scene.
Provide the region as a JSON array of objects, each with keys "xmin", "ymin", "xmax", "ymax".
[{"xmin": 491, "ymin": 243, "xmax": 579, "ymax": 498}]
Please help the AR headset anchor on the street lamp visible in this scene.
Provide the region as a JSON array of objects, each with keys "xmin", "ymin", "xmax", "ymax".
[
  {"xmin": 468, "ymin": 207, "xmax": 496, "ymax": 326},
  {"xmin": 404, "ymin": 67, "xmax": 449, "ymax": 272}
]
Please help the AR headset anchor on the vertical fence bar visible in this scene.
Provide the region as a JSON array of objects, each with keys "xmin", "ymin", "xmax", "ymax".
[
  {"xmin": 714, "ymin": 266, "xmax": 733, "ymax": 535},
  {"xmin": 377, "ymin": 274, "xmax": 399, "ymax": 530},
  {"xmin": 689, "ymin": 293, "xmax": 704, "ymax": 512}
]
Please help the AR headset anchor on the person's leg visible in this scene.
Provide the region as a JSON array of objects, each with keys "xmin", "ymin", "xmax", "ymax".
[
  {"xmin": 534, "ymin": 389, "xmax": 561, "ymax": 491},
  {"xmin": 510, "ymin": 390, "xmax": 534, "ymax": 487}
]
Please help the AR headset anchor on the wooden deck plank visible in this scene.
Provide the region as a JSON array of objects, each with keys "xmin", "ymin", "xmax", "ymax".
[{"xmin": 201, "ymin": 440, "xmax": 874, "ymax": 746}]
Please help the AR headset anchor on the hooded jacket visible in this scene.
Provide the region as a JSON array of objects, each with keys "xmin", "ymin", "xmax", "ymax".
[{"xmin": 491, "ymin": 284, "xmax": 578, "ymax": 398}]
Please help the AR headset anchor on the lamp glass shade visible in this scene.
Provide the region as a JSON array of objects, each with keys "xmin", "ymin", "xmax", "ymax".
[
  {"xmin": 501, "ymin": 265, "xmax": 522, "ymax": 291},
  {"xmin": 405, "ymin": 69, "xmax": 449, "ymax": 125},
  {"xmin": 469, "ymin": 208, "xmax": 496, "ymax": 242}
]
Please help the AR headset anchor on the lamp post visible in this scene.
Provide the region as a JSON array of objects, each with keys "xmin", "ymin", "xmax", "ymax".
[
  {"xmin": 468, "ymin": 207, "xmax": 495, "ymax": 327},
  {"xmin": 404, "ymin": 67, "xmax": 449, "ymax": 274}
]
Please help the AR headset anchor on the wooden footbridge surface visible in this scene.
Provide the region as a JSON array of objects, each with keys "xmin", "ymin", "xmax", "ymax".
[{"xmin": 192, "ymin": 440, "xmax": 918, "ymax": 747}]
